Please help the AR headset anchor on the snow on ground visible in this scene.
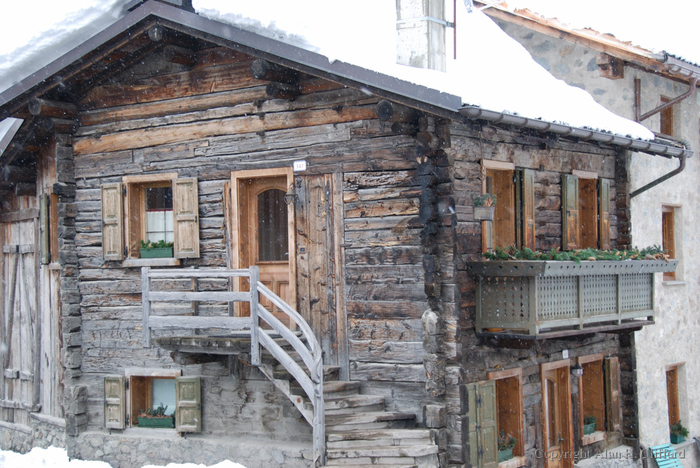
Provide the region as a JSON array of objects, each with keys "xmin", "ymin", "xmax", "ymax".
[{"xmin": 0, "ymin": 447, "xmax": 247, "ymax": 468}]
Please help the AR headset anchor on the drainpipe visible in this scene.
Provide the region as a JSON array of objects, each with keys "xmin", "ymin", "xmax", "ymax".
[
  {"xmin": 635, "ymin": 77, "xmax": 698, "ymax": 122},
  {"xmin": 630, "ymin": 152, "xmax": 686, "ymax": 199}
]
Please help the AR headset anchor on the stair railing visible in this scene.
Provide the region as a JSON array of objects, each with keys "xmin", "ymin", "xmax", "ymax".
[{"xmin": 142, "ymin": 266, "xmax": 325, "ymax": 466}]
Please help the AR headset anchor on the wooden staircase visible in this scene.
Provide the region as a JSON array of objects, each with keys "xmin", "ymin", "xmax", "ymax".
[{"xmin": 258, "ymin": 350, "xmax": 441, "ymax": 467}]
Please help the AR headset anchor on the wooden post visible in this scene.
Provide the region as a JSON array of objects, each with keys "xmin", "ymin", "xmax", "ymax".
[
  {"xmin": 577, "ymin": 276, "xmax": 584, "ymax": 329},
  {"xmin": 313, "ymin": 380, "xmax": 326, "ymax": 466},
  {"xmin": 249, "ymin": 266, "xmax": 260, "ymax": 366},
  {"xmin": 142, "ymin": 267, "xmax": 151, "ymax": 347}
]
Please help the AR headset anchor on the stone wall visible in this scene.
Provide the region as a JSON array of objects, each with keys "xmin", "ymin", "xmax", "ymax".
[{"xmin": 0, "ymin": 414, "xmax": 66, "ymax": 453}]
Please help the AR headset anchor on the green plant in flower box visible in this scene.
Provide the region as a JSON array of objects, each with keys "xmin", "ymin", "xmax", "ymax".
[{"xmin": 140, "ymin": 239, "xmax": 174, "ymax": 258}]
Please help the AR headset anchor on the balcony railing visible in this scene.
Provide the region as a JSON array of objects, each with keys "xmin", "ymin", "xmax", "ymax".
[{"xmin": 467, "ymin": 260, "xmax": 678, "ymax": 338}]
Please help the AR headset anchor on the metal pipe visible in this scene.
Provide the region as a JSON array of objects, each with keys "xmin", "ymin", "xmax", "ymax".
[
  {"xmin": 638, "ymin": 77, "xmax": 698, "ymax": 122},
  {"xmin": 630, "ymin": 152, "xmax": 686, "ymax": 198}
]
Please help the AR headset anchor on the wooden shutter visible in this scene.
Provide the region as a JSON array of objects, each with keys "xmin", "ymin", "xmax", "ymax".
[
  {"xmin": 101, "ymin": 183, "xmax": 124, "ymax": 260},
  {"xmin": 562, "ymin": 174, "xmax": 580, "ymax": 250},
  {"xmin": 173, "ymin": 178, "xmax": 200, "ymax": 258},
  {"xmin": 521, "ymin": 169, "xmax": 536, "ymax": 249},
  {"xmin": 598, "ymin": 179, "xmax": 611, "ymax": 250},
  {"xmin": 104, "ymin": 376, "xmax": 125, "ymax": 429},
  {"xmin": 39, "ymin": 193, "xmax": 50, "ymax": 265},
  {"xmin": 604, "ymin": 357, "xmax": 622, "ymax": 432},
  {"xmin": 175, "ymin": 376, "xmax": 201, "ymax": 433},
  {"xmin": 467, "ymin": 381, "xmax": 498, "ymax": 468}
]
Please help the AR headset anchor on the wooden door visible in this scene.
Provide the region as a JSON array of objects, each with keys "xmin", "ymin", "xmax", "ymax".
[
  {"xmin": 295, "ymin": 173, "xmax": 346, "ymax": 371},
  {"xmin": 233, "ymin": 169, "xmax": 296, "ymax": 328},
  {"xmin": 541, "ymin": 362, "xmax": 573, "ymax": 468},
  {"xmin": 1, "ymin": 214, "xmax": 39, "ymax": 425}
]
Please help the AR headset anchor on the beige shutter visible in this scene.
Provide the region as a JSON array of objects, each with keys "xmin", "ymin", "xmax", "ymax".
[
  {"xmin": 40, "ymin": 193, "xmax": 50, "ymax": 265},
  {"xmin": 562, "ymin": 174, "xmax": 580, "ymax": 250},
  {"xmin": 467, "ymin": 381, "xmax": 499, "ymax": 468},
  {"xmin": 173, "ymin": 178, "xmax": 200, "ymax": 258},
  {"xmin": 175, "ymin": 376, "xmax": 201, "ymax": 433},
  {"xmin": 604, "ymin": 357, "xmax": 622, "ymax": 432},
  {"xmin": 104, "ymin": 376, "xmax": 125, "ymax": 429},
  {"xmin": 479, "ymin": 380, "xmax": 499, "ymax": 468},
  {"xmin": 101, "ymin": 183, "xmax": 124, "ymax": 260},
  {"xmin": 598, "ymin": 179, "xmax": 611, "ymax": 250},
  {"xmin": 521, "ymin": 169, "xmax": 536, "ymax": 250}
]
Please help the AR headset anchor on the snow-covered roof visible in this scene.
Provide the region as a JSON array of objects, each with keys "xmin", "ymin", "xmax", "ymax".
[
  {"xmin": 0, "ymin": 0, "xmax": 686, "ymax": 150},
  {"xmin": 502, "ymin": 0, "xmax": 700, "ymax": 68}
]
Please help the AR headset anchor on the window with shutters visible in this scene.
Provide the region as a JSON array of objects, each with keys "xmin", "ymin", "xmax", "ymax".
[
  {"xmin": 662, "ymin": 206, "xmax": 678, "ymax": 281},
  {"xmin": 562, "ymin": 171, "xmax": 611, "ymax": 251},
  {"xmin": 469, "ymin": 371, "xmax": 527, "ymax": 468},
  {"xmin": 103, "ymin": 372, "xmax": 201, "ymax": 433},
  {"xmin": 577, "ymin": 355, "xmax": 622, "ymax": 445},
  {"xmin": 101, "ymin": 173, "xmax": 200, "ymax": 265},
  {"xmin": 481, "ymin": 160, "xmax": 535, "ymax": 252},
  {"xmin": 666, "ymin": 363, "xmax": 687, "ymax": 434}
]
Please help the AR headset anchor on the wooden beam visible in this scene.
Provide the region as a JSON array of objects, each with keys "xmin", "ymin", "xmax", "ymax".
[
  {"xmin": 163, "ymin": 45, "xmax": 197, "ymax": 67},
  {"xmin": 14, "ymin": 183, "xmax": 36, "ymax": 197},
  {"xmin": 169, "ymin": 352, "xmax": 228, "ymax": 365},
  {"xmin": 251, "ymin": 59, "xmax": 300, "ymax": 83},
  {"xmin": 28, "ymin": 98, "xmax": 78, "ymax": 119},
  {"xmin": 266, "ymin": 82, "xmax": 301, "ymax": 100},
  {"xmin": 3, "ymin": 165, "xmax": 35, "ymax": 184},
  {"xmin": 38, "ymin": 117, "xmax": 79, "ymax": 135},
  {"xmin": 376, "ymin": 100, "xmax": 421, "ymax": 123}
]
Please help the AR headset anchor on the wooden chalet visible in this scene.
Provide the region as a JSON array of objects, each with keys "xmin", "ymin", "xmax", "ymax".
[{"xmin": 0, "ymin": 1, "xmax": 689, "ymax": 467}]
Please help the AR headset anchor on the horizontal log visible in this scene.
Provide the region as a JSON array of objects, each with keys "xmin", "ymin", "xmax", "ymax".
[
  {"xmin": 343, "ymin": 186, "xmax": 421, "ymax": 203},
  {"xmin": 148, "ymin": 315, "xmax": 252, "ymax": 330},
  {"xmin": 28, "ymin": 98, "xmax": 78, "ymax": 119},
  {"xmin": 39, "ymin": 117, "xmax": 79, "ymax": 134},
  {"xmin": 345, "ymin": 198, "xmax": 420, "ymax": 218},
  {"xmin": 163, "ymin": 45, "xmax": 196, "ymax": 67},
  {"xmin": 266, "ymin": 82, "xmax": 301, "ymax": 100},
  {"xmin": 346, "ymin": 300, "xmax": 429, "ymax": 320},
  {"xmin": 0, "ymin": 399, "xmax": 40, "ymax": 412},
  {"xmin": 348, "ymin": 318, "xmax": 423, "ymax": 341},
  {"xmin": 344, "ymin": 170, "xmax": 417, "ymax": 190},
  {"xmin": 347, "ymin": 283, "xmax": 426, "ymax": 302},
  {"xmin": 250, "ymin": 59, "xmax": 300, "ymax": 83},
  {"xmin": 73, "ymin": 106, "xmax": 377, "ymax": 155},
  {"xmin": 376, "ymin": 100, "xmax": 421, "ymax": 123},
  {"xmin": 146, "ymin": 269, "xmax": 251, "ymax": 279},
  {"xmin": 170, "ymin": 352, "xmax": 228, "ymax": 365},
  {"xmin": 344, "ymin": 246, "xmax": 422, "ymax": 266},
  {"xmin": 349, "ymin": 362, "xmax": 427, "ymax": 382},
  {"xmin": 15, "ymin": 183, "xmax": 36, "ymax": 197},
  {"xmin": 349, "ymin": 339, "xmax": 424, "ymax": 363}
]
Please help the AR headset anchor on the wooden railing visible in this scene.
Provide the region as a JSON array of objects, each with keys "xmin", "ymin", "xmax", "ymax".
[
  {"xmin": 141, "ymin": 266, "xmax": 325, "ymax": 466},
  {"xmin": 467, "ymin": 260, "xmax": 678, "ymax": 337}
]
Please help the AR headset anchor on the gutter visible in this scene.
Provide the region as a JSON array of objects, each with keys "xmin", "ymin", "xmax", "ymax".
[
  {"xmin": 458, "ymin": 106, "xmax": 693, "ymax": 159},
  {"xmin": 630, "ymin": 152, "xmax": 686, "ymax": 199}
]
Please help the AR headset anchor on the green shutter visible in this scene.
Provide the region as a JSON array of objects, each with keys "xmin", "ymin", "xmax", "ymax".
[
  {"xmin": 605, "ymin": 357, "xmax": 621, "ymax": 432},
  {"xmin": 173, "ymin": 178, "xmax": 200, "ymax": 259},
  {"xmin": 467, "ymin": 381, "xmax": 499, "ymax": 468},
  {"xmin": 39, "ymin": 193, "xmax": 50, "ymax": 265},
  {"xmin": 520, "ymin": 169, "xmax": 536, "ymax": 250},
  {"xmin": 101, "ymin": 183, "xmax": 124, "ymax": 260},
  {"xmin": 176, "ymin": 376, "xmax": 201, "ymax": 433},
  {"xmin": 104, "ymin": 376, "xmax": 125, "ymax": 429},
  {"xmin": 479, "ymin": 381, "xmax": 499, "ymax": 468},
  {"xmin": 598, "ymin": 179, "xmax": 611, "ymax": 250},
  {"xmin": 562, "ymin": 174, "xmax": 580, "ymax": 250}
]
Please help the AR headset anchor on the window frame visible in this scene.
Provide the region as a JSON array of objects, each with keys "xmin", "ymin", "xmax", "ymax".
[
  {"xmin": 101, "ymin": 173, "xmax": 201, "ymax": 267},
  {"xmin": 480, "ymin": 160, "xmax": 535, "ymax": 252},
  {"xmin": 662, "ymin": 206, "xmax": 678, "ymax": 281},
  {"xmin": 665, "ymin": 362, "xmax": 686, "ymax": 431},
  {"xmin": 577, "ymin": 354, "xmax": 607, "ymax": 445},
  {"xmin": 487, "ymin": 367, "xmax": 526, "ymax": 465},
  {"xmin": 562, "ymin": 171, "xmax": 611, "ymax": 251}
]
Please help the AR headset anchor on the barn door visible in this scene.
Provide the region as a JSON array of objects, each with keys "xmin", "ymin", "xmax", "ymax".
[
  {"xmin": 232, "ymin": 169, "xmax": 296, "ymax": 327},
  {"xmin": 1, "ymin": 215, "xmax": 39, "ymax": 424},
  {"xmin": 295, "ymin": 173, "xmax": 345, "ymax": 372}
]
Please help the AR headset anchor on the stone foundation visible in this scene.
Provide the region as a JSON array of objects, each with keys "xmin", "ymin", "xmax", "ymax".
[
  {"xmin": 69, "ymin": 430, "xmax": 313, "ymax": 468},
  {"xmin": 0, "ymin": 413, "xmax": 66, "ymax": 453}
]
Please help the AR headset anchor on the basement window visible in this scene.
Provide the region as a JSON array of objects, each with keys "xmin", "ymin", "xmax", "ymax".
[{"xmin": 104, "ymin": 371, "xmax": 202, "ymax": 433}]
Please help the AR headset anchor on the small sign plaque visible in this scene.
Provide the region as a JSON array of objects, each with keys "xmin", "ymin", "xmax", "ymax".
[{"xmin": 293, "ymin": 160, "xmax": 307, "ymax": 172}]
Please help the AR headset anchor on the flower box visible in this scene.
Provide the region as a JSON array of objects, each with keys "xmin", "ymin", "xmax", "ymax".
[
  {"xmin": 583, "ymin": 422, "xmax": 596, "ymax": 435},
  {"xmin": 474, "ymin": 206, "xmax": 495, "ymax": 221},
  {"xmin": 137, "ymin": 416, "xmax": 174, "ymax": 428},
  {"xmin": 498, "ymin": 448, "xmax": 514, "ymax": 463},
  {"xmin": 140, "ymin": 247, "xmax": 174, "ymax": 258},
  {"xmin": 468, "ymin": 259, "xmax": 678, "ymax": 337},
  {"xmin": 670, "ymin": 434, "xmax": 685, "ymax": 444}
]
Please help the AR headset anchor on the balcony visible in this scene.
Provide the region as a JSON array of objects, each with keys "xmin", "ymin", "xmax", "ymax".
[{"xmin": 467, "ymin": 259, "xmax": 678, "ymax": 339}]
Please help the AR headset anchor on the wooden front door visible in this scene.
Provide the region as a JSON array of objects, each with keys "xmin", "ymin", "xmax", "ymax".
[
  {"xmin": 233, "ymin": 169, "xmax": 296, "ymax": 327},
  {"xmin": 541, "ymin": 361, "xmax": 573, "ymax": 468}
]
